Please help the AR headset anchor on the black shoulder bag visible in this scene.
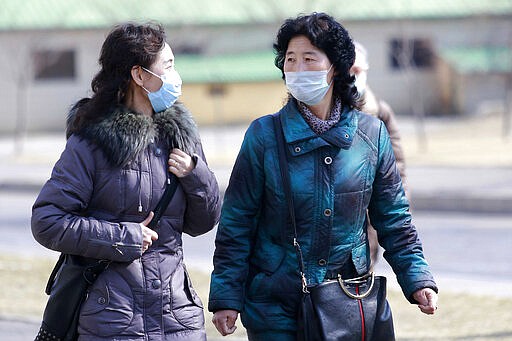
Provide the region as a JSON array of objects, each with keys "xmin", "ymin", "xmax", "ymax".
[
  {"xmin": 272, "ymin": 115, "xmax": 395, "ymax": 341},
  {"xmin": 35, "ymin": 175, "xmax": 179, "ymax": 341}
]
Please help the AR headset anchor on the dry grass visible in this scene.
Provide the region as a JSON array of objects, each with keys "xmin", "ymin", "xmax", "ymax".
[{"xmin": 3, "ymin": 254, "xmax": 511, "ymax": 341}]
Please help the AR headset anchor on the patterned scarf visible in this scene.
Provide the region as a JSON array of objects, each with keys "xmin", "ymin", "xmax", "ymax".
[{"xmin": 298, "ymin": 97, "xmax": 342, "ymax": 135}]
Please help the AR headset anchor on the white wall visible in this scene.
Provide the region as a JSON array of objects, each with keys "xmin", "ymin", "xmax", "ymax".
[{"xmin": 0, "ymin": 29, "xmax": 105, "ymax": 133}]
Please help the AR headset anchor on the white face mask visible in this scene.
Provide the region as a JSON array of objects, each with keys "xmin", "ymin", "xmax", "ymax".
[
  {"xmin": 354, "ymin": 71, "xmax": 367, "ymax": 97},
  {"xmin": 285, "ymin": 65, "xmax": 333, "ymax": 105}
]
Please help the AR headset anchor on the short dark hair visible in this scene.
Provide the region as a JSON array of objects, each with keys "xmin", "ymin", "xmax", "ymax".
[
  {"xmin": 69, "ymin": 22, "xmax": 166, "ymax": 134},
  {"xmin": 273, "ymin": 12, "xmax": 359, "ymax": 109}
]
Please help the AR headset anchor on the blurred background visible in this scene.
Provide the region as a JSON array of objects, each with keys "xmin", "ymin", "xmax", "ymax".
[{"xmin": 0, "ymin": 0, "xmax": 511, "ymax": 340}]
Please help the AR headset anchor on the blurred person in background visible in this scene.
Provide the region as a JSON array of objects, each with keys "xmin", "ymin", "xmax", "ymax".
[
  {"xmin": 351, "ymin": 41, "xmax": 409, "ymax": 269},
  {"xmin": 32, "ymin": 22, "xmax": 220, "ymax": 340},
  {"xmin": 209, "ymin": 12, "xmax": 437, "ymax": 341}
]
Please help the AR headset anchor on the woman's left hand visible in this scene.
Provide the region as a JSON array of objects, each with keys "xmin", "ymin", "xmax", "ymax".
[
  {"xmin": 412, "ymin": 287, "xmax": 438, "ymax": 315},
  {"xmin": 168, "ymin": 148, "xmax": 194, "ymax": 178}
]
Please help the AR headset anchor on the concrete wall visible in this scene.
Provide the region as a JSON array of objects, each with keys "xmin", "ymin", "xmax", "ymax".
[
  {"xmin": 181, "ymin": 81, "xmax": 287, "ymax": 126},
  {"xmin": 459, "ymin": 73, "xmax": 510, "ymax": 116}
]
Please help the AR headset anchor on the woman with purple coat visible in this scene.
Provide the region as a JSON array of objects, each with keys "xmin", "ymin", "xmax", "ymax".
[{"xmin": 32, "ymin": 22, "xmax": 220, "ymax": 340}]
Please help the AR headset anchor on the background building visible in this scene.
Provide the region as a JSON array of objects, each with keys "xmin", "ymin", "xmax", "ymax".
[{"xmin": 0, "ymin": 0, "xmax": 511, "ymax": 133}]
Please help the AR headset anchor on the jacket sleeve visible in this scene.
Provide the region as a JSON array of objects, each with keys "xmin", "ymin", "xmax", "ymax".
[
  {"xmin": 179, "ymin": 142, "xmax": 221, "ymax": 237},
  {"xmin": 377, "ymin": 100, "xmax": 408, "ymax": 197},
  {"xmin": 31, "ymin": 136, "xmax": 143, "ymax": 262},
  {"xmin": 208, "ymin": 120, "xmax": 266, "ymax": 313},
  {"xmin": 367, "ymin": 122, "xmax": 438, "ymax": 303}
]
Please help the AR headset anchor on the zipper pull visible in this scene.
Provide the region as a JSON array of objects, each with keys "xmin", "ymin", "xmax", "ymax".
[
  {"xmin": 112, "ymin": 243, "xmax": 124, "ymax": 255},
  {"xmin": 138, "ymin": 205, "xmax": 143, "ymax": 213}
]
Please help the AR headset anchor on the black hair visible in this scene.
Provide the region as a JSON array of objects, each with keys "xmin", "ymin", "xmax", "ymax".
[
  {"xmin": 68, "ymin": 22, "xmax": 166, "ymax": 134},
  {"xmin": 273, "ymin": 12, "xmax": 360, "ymax": 109}
]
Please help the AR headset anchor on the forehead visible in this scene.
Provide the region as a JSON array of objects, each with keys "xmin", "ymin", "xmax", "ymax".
[
  {"xmin": 155, "ymin": 43, "xmax": 174, "ymax": 63},
  {"xmin": 286, "ymin": 35, "xmax": 324, "ymax": 55}
]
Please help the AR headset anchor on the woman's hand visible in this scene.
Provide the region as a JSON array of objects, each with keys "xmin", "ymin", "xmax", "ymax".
[
  {"xmin": 412, "ymin": 287, "xmax": 438, "ymax": 315},
  {"xmin": 139, "ymin": 212, "xmax": 158, "ymax": 253},
  {"xmin": 168, "ymin": 148, "xmax": 194, "ymax": 178},
  {"xmin": 212, "ymin": 309, "xmax": 238, "ymax": 336}
]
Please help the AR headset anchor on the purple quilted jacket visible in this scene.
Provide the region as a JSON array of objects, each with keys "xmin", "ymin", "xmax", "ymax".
[{"xmin": 32, "ymin": 103, "xmax": 221, "ymax": 340}]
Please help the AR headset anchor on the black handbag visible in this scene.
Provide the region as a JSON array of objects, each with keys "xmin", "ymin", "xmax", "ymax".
[
  {"xmin": 273, "ymin": 115, "xmax": 395, "ymax": 341},
  {"xmin": 300, "ymin": 273, "xmax": 395, "ymax": 341},
  {"xmin": 35, "ymin": 175, "xmax": 179, "ymax": 341}
]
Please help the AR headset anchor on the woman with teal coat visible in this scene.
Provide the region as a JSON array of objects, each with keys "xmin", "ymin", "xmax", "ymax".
[{"xmin": 209, "ymin": 13, "xmax": 438, "ymax": 340}]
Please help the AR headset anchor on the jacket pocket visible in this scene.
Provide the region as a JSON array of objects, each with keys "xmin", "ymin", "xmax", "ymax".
[
  {"xmin": 247, "ymin": 257, "xmax": 300, "ymax": 305},
  {"xmin": 247, "ymin": 272, "xmax": 269, "ymax": 301},
  {"xmin": 163, "ymin": 266, "xmax": 204, "ymax": 331},
  {"xmin": 246, "ymin": 245, "xmax": 286, "ymax": 302},
  {"xmin": 79, "ymin": 271, "xmax": 135, "ymax": 337}
]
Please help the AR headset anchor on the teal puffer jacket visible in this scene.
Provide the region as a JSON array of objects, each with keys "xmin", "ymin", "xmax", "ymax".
[{"xmin": 209, "ymin": 99, "xmax": 437, "ymax": 333}]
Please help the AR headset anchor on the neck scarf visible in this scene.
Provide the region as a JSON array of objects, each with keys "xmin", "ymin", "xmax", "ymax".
[{"xmin": 298, "ymin": 97, "xmax": 342, "ymax": 135}]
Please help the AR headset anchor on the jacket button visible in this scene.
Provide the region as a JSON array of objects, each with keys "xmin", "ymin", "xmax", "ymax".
[
  {"xmin": 294, "ymin": 146, "xmax": 301, "ymax": 153},
  {"xmin": 155, "ymin": 148, "xmax": 162, "ymax": 156},
  {"xmin": 318, "ymin": 259, "xmax": 327, "ymax": 266},
  {"xmin": 97, "ymin": 297, "xmax": 106, "ymax": 305},
  {"xmin": 324, "ymin": 156, "xmax": 332, "ymax": 165},
  {"xmin": 152, "ymin": 279, "xmax": 162, "ymax": 289},
  {"xmin": 324, "ymin": 209, "xmax": 332, "ymax": 217}
]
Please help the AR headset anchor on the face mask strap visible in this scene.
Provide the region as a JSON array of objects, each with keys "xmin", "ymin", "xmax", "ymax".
[
  {"xmin": 141, "ymin": 66, "xmax": 162, "ymax": 79},
  {"xmin": 326, "ymin": 64, "xmax": 335, "ymax": 87},
  {"xmin": 140, "ymin": 66, "xmax": 164, "ymax": 94}
]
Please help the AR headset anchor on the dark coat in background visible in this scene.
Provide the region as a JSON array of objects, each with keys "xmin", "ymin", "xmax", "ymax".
[{"xmin": 32, "ymin": 103, "xmax": 221, "ymax": 340}]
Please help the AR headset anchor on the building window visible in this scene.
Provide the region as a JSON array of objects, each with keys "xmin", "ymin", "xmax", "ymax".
[
  {"xmin": 33, "ymin": 49, "xmax": 76, "ymax": 80},
  {"xmin": 390, "ymin": 38, "xmax": 434, "ymax": 69}
]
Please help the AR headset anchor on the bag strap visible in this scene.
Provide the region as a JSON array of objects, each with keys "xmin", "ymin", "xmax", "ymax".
[
  {"xmin": 45, "ymin": 253, "xmax": 65, "ymax": 294},
  {"xmin": 272, "ymin": 114, "xmax": 309, "ymax": 293},
  {"xmin": 148, "ymin": 174, "xmax": 179, "ymax": 229}
]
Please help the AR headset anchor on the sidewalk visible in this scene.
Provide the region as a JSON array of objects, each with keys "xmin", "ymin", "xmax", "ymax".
[{"xmin": 1, "ymin": 112, "xmax": 512, "ymax": 213}]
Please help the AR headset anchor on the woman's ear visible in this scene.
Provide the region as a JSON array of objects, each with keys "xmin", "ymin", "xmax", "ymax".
[
  {"xmin": 131, "ymin": 66, "xmax": 144, "ymax": 86},
  {"xmin": 330, "ymin": 66, "xmax": 338, "ymax": 83}
]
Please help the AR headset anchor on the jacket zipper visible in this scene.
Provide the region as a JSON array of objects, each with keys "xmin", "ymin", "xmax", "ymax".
[{"xmin": 90, "ymin": 239, "xmax": 140, "ymax": 255}]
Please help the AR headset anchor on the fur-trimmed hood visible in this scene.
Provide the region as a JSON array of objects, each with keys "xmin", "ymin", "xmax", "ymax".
[{"xmin": 66, "ymin": 103, "xmax": 200, "ymax": 167}]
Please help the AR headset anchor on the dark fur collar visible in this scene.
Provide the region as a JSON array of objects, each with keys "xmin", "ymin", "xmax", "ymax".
[{"xmin": 67, "ymin": 103, "xmax": 200, "ymax": 167}]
